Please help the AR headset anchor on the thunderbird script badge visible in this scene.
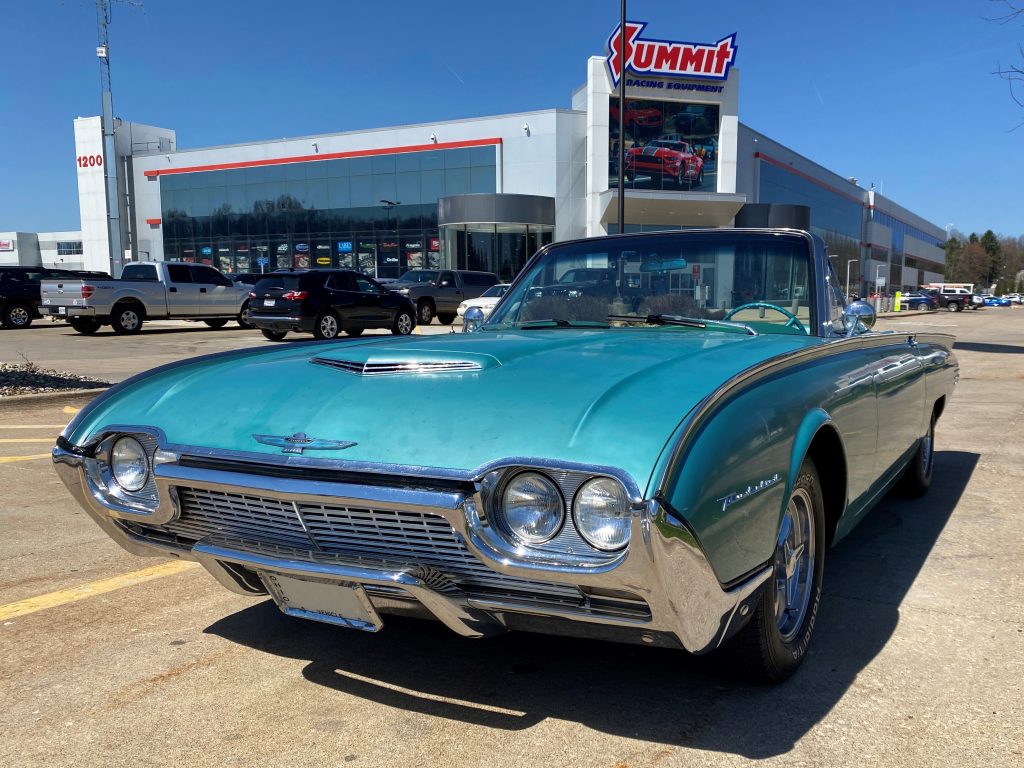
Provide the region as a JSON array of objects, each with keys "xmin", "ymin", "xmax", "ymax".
[{"xmin": 253, "ymin": 432, "xmax": 357, "ymax": 455}]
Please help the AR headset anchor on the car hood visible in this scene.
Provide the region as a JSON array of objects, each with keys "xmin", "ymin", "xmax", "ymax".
[
  {"xmin": 388, "ymin": 280, "xmax": 431, "ymax": 290},
  {"xmin": 67, "ymin": 329, "xmax": 819, "ymax": 493}
]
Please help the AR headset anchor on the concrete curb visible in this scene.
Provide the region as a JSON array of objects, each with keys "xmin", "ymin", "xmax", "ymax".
[{"xmin": 0, "ymin": 387, "xmax": 108, "ymax": 408}]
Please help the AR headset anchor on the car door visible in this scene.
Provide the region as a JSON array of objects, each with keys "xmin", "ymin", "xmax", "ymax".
[
  {"xmin": 350, "ymin": 274, "xmax": 392, "ymax": 325},
  {"xmin": 435, "ymin": 271, "xmax": 462, "ymax": 313},
  {"xmin": 871, "ymin": 337, "xmax": 927, "ymax": 475},
  {"xmin": 164, "ymin": 264, "xmax": 199, "ymax": 315},
  {"xmin": 189, "ymin": 265, "xmax": 234, "ymax": 316}
]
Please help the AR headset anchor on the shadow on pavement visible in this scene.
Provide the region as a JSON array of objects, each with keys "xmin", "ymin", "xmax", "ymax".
[
  {"xmin": 952, "ymin": 341, "xmax": 1023, "ymax": 355},
  {"xmin": 206, "ymin": 450, "xmax": 978, "ymax": 758}
]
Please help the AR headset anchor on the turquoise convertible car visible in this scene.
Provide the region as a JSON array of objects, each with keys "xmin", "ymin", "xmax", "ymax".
[{"xmin": 53, "ymin": 229, "xmax": 957, "ymax": 682}]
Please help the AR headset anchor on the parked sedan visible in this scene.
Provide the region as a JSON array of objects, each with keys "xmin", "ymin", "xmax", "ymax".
[
  {"xmin": 53, "ymin": 229, "xmax": 957, "ymax": 683},
  {"xmin": 247, "ymin": 269, "xmax": 416, "ymax": 340},
  {"xmin": 900, "ymin": 291, "xmax": 938, "ymax": 311},
  {"xmin": 982, "ymin": 295, "xmax": 1011, "ymax": 307},
  {"xmin": 456, "ymin": 283, "xmax": 510, "ymax": 320}
]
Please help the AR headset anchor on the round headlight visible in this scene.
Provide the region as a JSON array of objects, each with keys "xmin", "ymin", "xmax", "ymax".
[
  {"xmin": 110, "ymin": 436, "xmax": 149, "ymax": 493},
  {"xmin": 501, "ymin": 472, "xmax": 564, "ymax": 545},
  {"xmin": 573, "ymin": 477, "xmax": 631, "ymax": 551}
]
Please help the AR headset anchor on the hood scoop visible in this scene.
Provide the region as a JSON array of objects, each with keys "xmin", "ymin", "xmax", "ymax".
[{"xmin": 310, "ymin": 347, "xmax": 499, "ymax": 376}]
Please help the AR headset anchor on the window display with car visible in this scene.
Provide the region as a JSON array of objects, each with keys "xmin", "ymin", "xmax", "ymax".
[{"xmin": 53, "ymin": 228, "xmax": 957, "ymax": 683}]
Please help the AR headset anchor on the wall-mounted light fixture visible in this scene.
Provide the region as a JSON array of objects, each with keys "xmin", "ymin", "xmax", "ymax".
[
  {"xmin": 311, "ymin": 142, "xmax": 319, "ymax": 153},
  {"xmin": 522, "ymin": 123, "xmax": 531, "ymax": 136},
  {"xmin": 430, "ymin": 133, "xmax": 437, "ymax": 143}
]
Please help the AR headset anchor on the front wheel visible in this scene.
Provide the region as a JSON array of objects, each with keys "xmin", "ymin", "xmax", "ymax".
[
  {"xmin": 437, "ymin": 313, "xmax": 456, "ymax": 325},
  {"xmin": 261, "ymin": 329, "xmax": 287, "ymax": 341},
  {"xmin": 946, "ymin": 301, "xmax": 960, "ymax": 312},
  {"xmin": 417, "ymin": 301, "xmax": 434, "ymax": 325},
  {"xmin": 204, "ymin": 318, "xmax": 229, "ymax": 329},
  {"xmin": 2, "ymin": 302, "xmax": 33, "ymax": 329},
  {"xmin": 392, "ymin": 311, "xmax": 414, "ymax": 336},
  {"xmin": 111, "ymin": 304, "xmax": 144, "ymax": 334},
  {"xmin": 728, "ymin": 458, "xmax": 826, "ymax": 682},
  {"xmin": 345, "ymin": 327, "xmax": 364, "ymax": 337},
  {"xmin": 69, "ymin": 318, "xmax": 101, "ymax": 335}
]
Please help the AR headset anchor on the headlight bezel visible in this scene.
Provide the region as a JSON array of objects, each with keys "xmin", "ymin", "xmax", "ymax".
[{"xmin": 84, "ymin": 430, "xmax": 162, "ymax": 512}]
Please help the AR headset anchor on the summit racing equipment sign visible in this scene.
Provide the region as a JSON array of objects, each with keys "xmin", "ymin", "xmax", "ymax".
[{"xmin": 607, "ymin": 22, "xmax": 737, "ymax": 86}]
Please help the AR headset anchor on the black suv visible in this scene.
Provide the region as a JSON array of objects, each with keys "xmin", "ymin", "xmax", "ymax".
[
  {"xmin": 248, "ymin": 269, "xmax": 417, "ymax": 341},
  {"xmin": 0, "ymin": 266, "xmax": 111, "ymax": 329}
]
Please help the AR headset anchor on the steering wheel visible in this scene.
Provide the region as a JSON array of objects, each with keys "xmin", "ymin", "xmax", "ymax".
[{"xmin": 724, "ymin": 302, "xmax": 806, "ymax": 333}]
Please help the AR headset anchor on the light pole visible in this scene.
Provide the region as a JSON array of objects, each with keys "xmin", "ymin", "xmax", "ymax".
[{"xmin": 380, "ymin": 199, "xmax": 400, "ymax": 277}]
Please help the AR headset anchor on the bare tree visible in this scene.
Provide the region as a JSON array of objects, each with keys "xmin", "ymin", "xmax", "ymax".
[{"xmin": 991, "ymin": 1, "xmax": 1024, "ymax": 119}]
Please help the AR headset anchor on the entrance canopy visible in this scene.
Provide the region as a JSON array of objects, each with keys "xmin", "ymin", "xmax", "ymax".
[{"xmin": 599, "ymin": 189, "xmax": 747, "ymax": 229}]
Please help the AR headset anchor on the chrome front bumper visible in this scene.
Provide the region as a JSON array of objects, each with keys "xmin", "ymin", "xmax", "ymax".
[{"xmin": 52, "ymin": 444, "xmax": 770, "ymax": 654}]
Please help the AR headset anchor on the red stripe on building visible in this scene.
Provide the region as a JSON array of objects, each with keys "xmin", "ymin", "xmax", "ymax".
[
  {"xmin": 143, "ymin": 138, "xmax": 503, "ymax": 177},
  {"xmin": 754, "ymin": 152, "xmax": 865, "ymax": 206}
]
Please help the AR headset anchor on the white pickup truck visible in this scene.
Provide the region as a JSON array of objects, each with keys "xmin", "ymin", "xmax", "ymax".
[{"xmin": 40, "ymin": 261, "xmax": 253, "ymax": 335}]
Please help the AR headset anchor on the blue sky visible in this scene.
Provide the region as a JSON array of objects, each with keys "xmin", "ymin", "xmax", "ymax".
[{"xmin": 2, "ymin": 0, "xmax": 1021, "ymax": 237}]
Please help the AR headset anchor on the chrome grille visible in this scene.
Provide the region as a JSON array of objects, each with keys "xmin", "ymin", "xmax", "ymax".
[
  {"xmin": 163, "ymin": 487, "xmax": 583, "ymax": 604},
  {"xmin": 311, "ymin": 357, "xmax": 482, "ymax": 376}
]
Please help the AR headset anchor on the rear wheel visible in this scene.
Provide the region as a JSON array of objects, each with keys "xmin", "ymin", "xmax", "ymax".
[
  {"xmin": 897, "ymin": 414, "xmax": 935, "ymax": 496},
  {"xmin": 946, "ymin": 301, "xmax": 960, "ymax": 312},
  {"xmin": 69, "ymin": 318, "xmax": 101, "ymax": 335},
  {"xmin": 345, "ymin": 327, "xmax": 364, "ymax": 337},
  {"xmin": 728, "ymin": 458, "xmax": 826, "ymax": 682},
  {"xmin": 392, "ymin": 310, "xmax": 414, "ymax": 336},
  {"xmin": 261, "ymin": 329, "xmax": 287, "ymax": 341},
  {"xmin": 2, "ymin": 302, "xmax": 33, "ymax": 329},
  {"xmin": 111, "ymin": 304, "xmax": 144, "ymax": 334},
  {"xmin": 437, "ymin": 313, "xmax": 456, "ymax": 325},
  {"xmin": 204, "ymin": 318, "xmax": 229, "ymax": 329},
  {"xmin": 313, "ymin": 311, "xmax": 340, "ymax": 340},
  {"xmin": 237, "ymin": 302, "xmax": 254, "ymax": 329}
]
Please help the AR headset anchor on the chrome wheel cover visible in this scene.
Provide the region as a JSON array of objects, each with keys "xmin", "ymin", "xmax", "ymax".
[
  {"xmin": 9, "ymin": 306, "xmax": 29, "ymax": 326},
  {"xmin": 320, "ymin": 315, "xmax": 338, "ymax": 338},
  {"xmin": 922, "ymin": 423, "xmax": 934, "ymax": 476},
  {"xmin": 120, "ymin": 310, "xmax": 139, "ymax": 331},
  {"xmin": 774, "ymin": 486, "xmax": 815, "ymax": 642},
  {"xmin": 396, "ymin": 313, "xmax": 412, "ymax": 334}
]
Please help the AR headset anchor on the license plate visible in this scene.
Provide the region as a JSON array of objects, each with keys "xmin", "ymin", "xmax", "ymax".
[
  {"xmin": 49, "ymin": 307, "xmax": 67, "ymax": 315},
  {"xmin": 260, "ymin": 571, "xmax": 382, "ymax": 632},
  {"xmin": 263, "ymin": 299, "xmax": 275, "ymax": 307}
]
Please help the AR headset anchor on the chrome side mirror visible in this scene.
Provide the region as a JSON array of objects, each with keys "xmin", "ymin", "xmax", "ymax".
[
  {"xmin": 843, "ymin": 300, "xmax": 877, "ymax": 336},
  {"xmin": 463, "ymin": 306, "xmax": 485, "ymax": 333}
]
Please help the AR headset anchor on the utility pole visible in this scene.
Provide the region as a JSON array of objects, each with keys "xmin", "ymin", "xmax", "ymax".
[{"xmin": 96, "ymin": 0, "xmax": 123, "ymax": 277}]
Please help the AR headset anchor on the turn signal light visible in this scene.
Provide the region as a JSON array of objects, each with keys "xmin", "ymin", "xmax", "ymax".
[
  {"xmin": 281, "ymin": 291, "xmax": 308, "ymax": 300},
  {"xmin": 81, "ymin": 285, "xmax": 96, "ymax": 299}
]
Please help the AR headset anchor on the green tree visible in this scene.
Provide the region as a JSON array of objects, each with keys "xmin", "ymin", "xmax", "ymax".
[
  {"xmin": 980, "ymin": 229, "xmax": 1003, "ymax": 287},
  {"xmin": 944, "ymin": 236, "xmax": 963, "ymax": 280}
]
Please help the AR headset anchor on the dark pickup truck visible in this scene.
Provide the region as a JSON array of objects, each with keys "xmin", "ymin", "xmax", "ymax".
[
  {"xmin": 387, "ymin": 269, "xmax": 498, "ymax": 325},
  {"xmin": 0, "ymin": 266, "xmax": 111, "ymax": 329}
]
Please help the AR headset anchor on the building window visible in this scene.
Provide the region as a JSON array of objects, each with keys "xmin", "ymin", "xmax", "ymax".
[{"xmin": 56, "ymin": 241, "xmax": 84, "ymax": 256}]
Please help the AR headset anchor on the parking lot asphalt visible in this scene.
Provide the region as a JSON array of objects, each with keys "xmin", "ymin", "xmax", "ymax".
[
  {"xmin": 0, "ymin": 317, "xmax": 460, "ymax": 384},
  {"xmin": 0, "ymin": 309, "xmax": 1021, "ymax": 767}
]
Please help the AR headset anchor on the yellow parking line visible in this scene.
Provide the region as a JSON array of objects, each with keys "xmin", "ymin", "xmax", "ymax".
[
  {"xmin": 63, "ymin": 406, "xmax": 80, "ymax": 415},
  {"xmin": 0, "ymin": 453, "xmax": 52, "ymax": 464},
  {"xmin": 0, "ymin": 438, "xmax": 54, "ymax": 443},
  {"xmin": 0, "ymin": 425, "xmax": 67, "ymax": 429},
  {"xmin": 0, "ymin": 560, "xmax": 198, "ymax": 621}
]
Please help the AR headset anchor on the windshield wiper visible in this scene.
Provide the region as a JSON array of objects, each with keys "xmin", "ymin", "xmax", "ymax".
[
  {"xmin": 607, "ymin": 314, "xmax": 758, "ymax": 336},
  {"xmin": 517, "ymin": 319, "xmax": 611, "ymax": 329}
]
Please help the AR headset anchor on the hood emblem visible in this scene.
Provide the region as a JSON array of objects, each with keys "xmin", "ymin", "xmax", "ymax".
[{"xmin": 253, "ymin": 432, "xmax": 357, "ymax": 455}]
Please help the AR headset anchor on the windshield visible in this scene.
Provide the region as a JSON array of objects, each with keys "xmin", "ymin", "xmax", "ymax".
[
  {"xmin": 398, "ymin": 270, "xmax": 439, "ymax": 283},
  {"xmin": 481, "ymin": 284, "xmax": 510, "ymax": 298},
  {"xmin": 486, "ymin": 232, "xmax": 815, "ymax": 335}
]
